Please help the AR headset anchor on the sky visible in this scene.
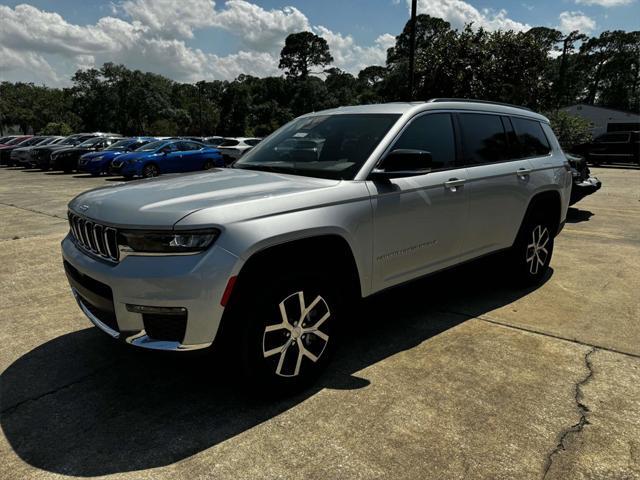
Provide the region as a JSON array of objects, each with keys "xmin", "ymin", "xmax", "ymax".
[{"xmin": 1, "ymin": 0, "xmax": 638, "ymax": 86}]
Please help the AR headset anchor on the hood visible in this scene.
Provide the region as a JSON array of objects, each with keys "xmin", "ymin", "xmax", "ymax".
[
  {"xmin": 81, "ymin": 150, "xmax": 125, "ymax": 161},
  {"xmin": 54, "ymin": 147, "xmax": 95, "ymax": 155},
  {"xmin": 36, "ymin": 144, "xmax": 74, "ymax": 154},
  {"xmin": 13, "ymin": 145, "xmax": 39, "ymax": 152},
  {"xmin": 68, "ymin": 167, "xmax": 339, "ymax": 228}
]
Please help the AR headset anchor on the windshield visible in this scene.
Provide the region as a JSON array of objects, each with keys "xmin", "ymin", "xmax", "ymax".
[
  {"xmin": 77, "ymin": 137, "xmax": 106, "ymax": 147},
  {"xmin": 219, "ymin": 139, "xmax": 239, "ymax": 147},
  {"xmin": 20, "ymin": 137, "xmax": 45, "ymax": 146},
  {"xmin": 106, "ymin": 139, "xmax": 135, "ymax": 150},
  {"xmin": 5, "ymin": 137, "xmax": 28, "ymax": 146},
  {"xmin": 136, "ymin": 140, "xmax": 167, "ymax": 152},
  {"xmin": 36, "ymin": 137, "xmax": 57, "ymax": 146},
  {"xmin": 59, "ymin": 135, "xmax": 90, "ymax": 146},
  {"xmin": 234, "ymin": 114, "xmax": 401, "ymax": 180}
]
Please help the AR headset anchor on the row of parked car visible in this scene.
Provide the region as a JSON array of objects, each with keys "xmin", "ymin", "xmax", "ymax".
[{"xmin": 0, "ymin": 133, "xmax": 262, "ymax": 178}]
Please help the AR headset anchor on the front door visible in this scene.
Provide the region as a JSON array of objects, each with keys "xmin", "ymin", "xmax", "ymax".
[{"xmin": 367, "ymin": 112, "xmax": 469, "ymax": 291}]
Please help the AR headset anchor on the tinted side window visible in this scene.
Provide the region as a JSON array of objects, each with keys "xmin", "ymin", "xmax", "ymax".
[
  {"xmin": 595, "ymin": 133, "xmax": 629, "ymax": 143},
  {"xmin": 246, "ymin": 139, "xmax": 261, "ymax": 146},
  {"xmin": 392, "ymin": 113, "xmax": 455, "ymax": 170},
  {"xmin": 176, "ymin": 142, "xmax": 195, "ymax": 151},
  {"xmin": 458, "ymin": 113, "xmax": 508, "ymax": 165},
  {"xmin": 511, "ymin": 117, "xmax": 551, "ymax": 157}
]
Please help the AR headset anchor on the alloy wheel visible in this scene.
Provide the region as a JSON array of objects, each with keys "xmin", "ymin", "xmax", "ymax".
[
  {"xmin": 526, "ymin": 225, "xmax": 550, "ymax": 275},
  {"xmin": 262, "ymin": 291, "xmax": 331, "ymax": 378},
  {"xmin": 143, "ymin": 165, "xmax": 158, "ymax": 178}
]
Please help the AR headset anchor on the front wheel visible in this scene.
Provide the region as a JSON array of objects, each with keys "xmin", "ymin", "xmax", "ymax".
[
  {"xmin": 203, "ymin": 160, "xmax": 214, "ymax": 170},
  {"xmin": 509, "ymin": 215, "xmax": 554, "ymax": 286},
  {"xmin": 142, "ymin": 164, "xmax": 159, "ymax": 178},
  {"xmin": 232, "ymin": 272, "xmax": 340, "ymax": 392}
]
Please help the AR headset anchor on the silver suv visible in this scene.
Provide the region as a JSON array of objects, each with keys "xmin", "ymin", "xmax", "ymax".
[{"xmin": 62, "ymin": 99, "xmax": 572, "ymax": 388}]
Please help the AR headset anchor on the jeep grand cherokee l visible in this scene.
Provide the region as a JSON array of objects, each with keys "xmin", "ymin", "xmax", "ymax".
[{"xmin": 62, "ymin": 99, "xmax": 572, "ymax": 389}]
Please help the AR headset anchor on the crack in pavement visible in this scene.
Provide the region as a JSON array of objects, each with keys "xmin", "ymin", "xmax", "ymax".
[
  {"xmin": 542, "ymin": 347, "xmax": 596, "ymax": 479},
  {"xmin": 0, "ymin": 201, "xmax": 65, "ymax": 220},
  {"xmin": 0, "ymin": 361, "xmax": 120, "ymax": 417},
  {"xmin": 441, "ymin": 309, "xmax": 640, "ymax": 359}
]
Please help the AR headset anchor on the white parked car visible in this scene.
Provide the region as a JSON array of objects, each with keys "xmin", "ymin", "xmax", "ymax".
[{"xmin": 216, "ymin": 137, "xmax": 262, "ymax": 164}]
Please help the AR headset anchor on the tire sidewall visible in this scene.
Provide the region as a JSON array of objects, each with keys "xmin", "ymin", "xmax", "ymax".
[{"xmin": 236, "ymin": 272, "xmax": 341, "ymax": 392}]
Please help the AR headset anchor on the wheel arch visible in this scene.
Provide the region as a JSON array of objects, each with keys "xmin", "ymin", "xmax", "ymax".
[
  {"xmin": 523, "ymin": 189, "xmax": 563, "ymax": 236},
  {"xmin": 229, "ymin": 233, "xmax": 363, "ymax": 306}
]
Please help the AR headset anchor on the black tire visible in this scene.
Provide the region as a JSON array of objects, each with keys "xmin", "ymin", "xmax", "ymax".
[
  {"xmin": 509, "ymin": 210, "xmax": 554, "ymax": 286},
  {"xmin": 203, "ymin": 160, "xmax": 214, "ymax": 170},
  {"xmin": 230, "ymin": 270, "xmax": 341, "ymax": 393},
  {"xmin": 142, "ymin": 163, "xmax": 159, "ymax": 178}
]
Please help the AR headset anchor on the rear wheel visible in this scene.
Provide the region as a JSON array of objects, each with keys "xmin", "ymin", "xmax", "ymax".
[
  {"xmin": 142, "ymin": 164, "xmax": 159, "ymax": 178},
  {"xmin": 231, "ymin": 270, "xmax": 340, "ymax": 393},
  {"xmin": 509, "ymin": 212, "xmax": 554, "ymax": 285}
]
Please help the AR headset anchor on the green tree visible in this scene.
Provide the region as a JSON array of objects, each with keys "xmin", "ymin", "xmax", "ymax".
[
  {"xmin": 41, "ymin": 122, "xmax": 73, "ymax": 136},
  {"xmin": 279, "ymin": 32, "xmax": 334, "ymax": 78},
  {"xmin": 546, "ymin": 110, "xmax": 592, "ymax": 149}
]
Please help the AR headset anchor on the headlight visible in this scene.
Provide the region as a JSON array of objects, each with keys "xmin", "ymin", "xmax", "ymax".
[
  {"xmin": 118, "ymin": 229, "xmax": 220, "ymax": 254},
  {"xmin": 93, "ymin": 156, "xmax": 103, "ymax": 162}
]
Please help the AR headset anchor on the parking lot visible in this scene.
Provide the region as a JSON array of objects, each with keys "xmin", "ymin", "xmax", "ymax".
[{"xmin": 0, "ymin": 165, "xmax": 638, "ymax": 479}]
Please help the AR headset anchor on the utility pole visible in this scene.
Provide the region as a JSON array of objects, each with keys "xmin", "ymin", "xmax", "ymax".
[
  {"xmin": 408, "ymin": 0, "xmax": 417, "ymax": 101},
  {"xmin": 198, "ymin": 83, "xmax": 203, "ymax": 137}
]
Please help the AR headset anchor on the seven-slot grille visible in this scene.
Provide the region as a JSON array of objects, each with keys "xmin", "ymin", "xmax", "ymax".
[{"xmin": 68, "ymin": 211, "xmax": 119, "ymax": 261}]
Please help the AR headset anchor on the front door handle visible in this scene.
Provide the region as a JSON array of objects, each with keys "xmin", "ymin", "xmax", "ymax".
[
  {"xmin": 516, "ymin": 167, "xmax": 532, "ymax": 177},
  {"xmin": 444, "ymin": 178, "xmax": 466, "ymax": 191}
]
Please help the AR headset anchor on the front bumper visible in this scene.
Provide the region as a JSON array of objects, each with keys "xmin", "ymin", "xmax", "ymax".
[
  {"xmin": 62, "ymin": 233, "xmax": 239, "ymax": 350},
  {"xmin": 570, "ymin": 176, "xmax": 602, "ymax": 206},
  {"xmin": 110, "ymin": 160, "xmax": 139, "ymax": 177},
  {"xmin": 78, "ymin": 160, "xmax": 106, "ymax": 174}
]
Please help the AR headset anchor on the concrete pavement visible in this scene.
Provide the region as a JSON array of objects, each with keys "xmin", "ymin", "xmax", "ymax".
[{"xmin": 1, "ymin": 165, "xmax": 638, "ymax": 479}]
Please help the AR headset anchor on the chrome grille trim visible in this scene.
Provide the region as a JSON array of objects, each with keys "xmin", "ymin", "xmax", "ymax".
[{"xmin": 68, "ymin": 211, "xmax": 119, "ymax": 262}]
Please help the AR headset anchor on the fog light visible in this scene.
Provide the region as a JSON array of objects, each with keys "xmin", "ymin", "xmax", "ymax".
[{"xmin": 126, "ymin": 304, "xmax": 186, "ymax": 315}]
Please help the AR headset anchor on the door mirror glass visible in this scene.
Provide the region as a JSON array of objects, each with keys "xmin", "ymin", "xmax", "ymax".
[{"xmin": 371, "ymin": 149, "xmax": 432, "ymax": 178}]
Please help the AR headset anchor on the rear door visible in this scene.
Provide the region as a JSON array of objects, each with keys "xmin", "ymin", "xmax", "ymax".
[
  {"xmin": 367, "ymin": 112, "xmax": 469, "ymax": 290},
  {"xmin": 180, "ymin": 142, "xmax": 205, "ymax": 170},
  {"xmin": 457, "ymin": 112, "xmax": 537, "ymax": 256},
  {"xmin": 161, "ymin": 142, "xmax": 182, "ymax": 172}
]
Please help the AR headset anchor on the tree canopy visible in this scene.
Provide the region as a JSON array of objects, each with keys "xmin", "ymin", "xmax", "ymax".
[
  {"xmin": 1, "ymin": 16, "xmax": 638, "ymax": 148},
  {"xmin": 278, "ymin": 31, "xmax": 334, "ymax": 78}
]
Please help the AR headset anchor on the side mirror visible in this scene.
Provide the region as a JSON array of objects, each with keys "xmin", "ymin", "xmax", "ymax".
[{"xmin": 370, "ymin": 149, "xmax": 433, "ymax": 179}]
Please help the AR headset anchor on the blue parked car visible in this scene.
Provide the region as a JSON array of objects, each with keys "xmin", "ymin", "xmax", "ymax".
[
  {"xmin": 78, "ymin": 137, "xmax": 157, "ymax": 176},
  {"xmin": 110, "ymin": 139, "xmax": 224, "ymax": 178}
]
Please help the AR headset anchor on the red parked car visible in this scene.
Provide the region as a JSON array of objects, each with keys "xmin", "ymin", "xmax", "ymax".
[{"xmin": 0, "ymin": 136, "xmax": 32, "ymax": 148}]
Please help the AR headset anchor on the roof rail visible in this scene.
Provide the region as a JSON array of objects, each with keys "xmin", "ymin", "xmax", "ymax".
[{"xmin": 427, "ymin": 98, "xmax": 533, "ymax": 112}]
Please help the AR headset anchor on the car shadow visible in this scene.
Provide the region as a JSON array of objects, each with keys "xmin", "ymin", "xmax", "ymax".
[
  {"xmin": 566, "ymin": 207, "xmax": 594, "ymax": 223},
  {"xmin": 0, "ymin": 256, "xmax": 550, "ymax": 476},
  {"xmin": 105, "ymin": 176, "xmax": 135, "ymax": 182}
]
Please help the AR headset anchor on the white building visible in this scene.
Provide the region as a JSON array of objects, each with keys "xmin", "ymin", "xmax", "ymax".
[{"xmin": 561, "ymin": 104, "xmax": 640, "ymax": 137}]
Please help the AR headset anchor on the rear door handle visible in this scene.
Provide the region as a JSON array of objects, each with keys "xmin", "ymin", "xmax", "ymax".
[
  {"xmin": 444, "ymin": 178, "xmax": 466, "ymax": 190},
  {"xmin": 516, "ymin": 167, "xmax": 532, "ymax": 177}
]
